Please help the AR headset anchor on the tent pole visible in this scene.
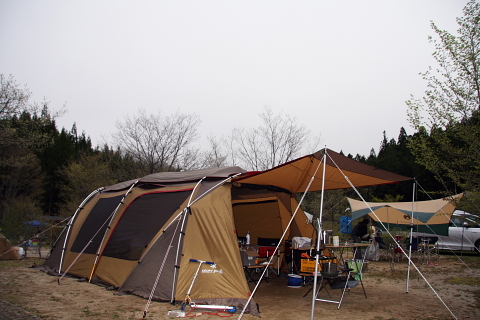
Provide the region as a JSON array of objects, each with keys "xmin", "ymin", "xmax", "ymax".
[
  {"xmin": 57, "ymin": 187, "xmax": 103, "ymax": 274},
  {"xmin": 310, "ymin": 148, "xmax": 327, "ymax": 320},
  {"xmin": 406, "ymin": 181, "xmax": 416, "ymax": 293},
  {"xmin": 87, "ymin": 181, "xmax": 139, "ymax": 282},
  {"xmin": 169, "ymin": 178, "xmax": 205, "ymax": 304}
]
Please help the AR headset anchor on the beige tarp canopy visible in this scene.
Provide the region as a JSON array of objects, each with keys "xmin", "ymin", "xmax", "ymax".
[
  {"xmin": 235, "ymin": 149, "xmax": 412, "ymax": 193},
  {"xmin": 348, "ymin": 194, "xmax": 463, "ymax": 235}
]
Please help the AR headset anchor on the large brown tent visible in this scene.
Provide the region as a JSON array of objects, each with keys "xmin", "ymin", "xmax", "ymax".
[{"xmin": 38, "ymin": 149, "xmax": 411, "ymax": 315}]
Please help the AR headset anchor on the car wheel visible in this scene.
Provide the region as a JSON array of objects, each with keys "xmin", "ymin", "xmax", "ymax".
[{"xmin": 475, "ymin": 240, "xmax": 480, "ymax": 255}]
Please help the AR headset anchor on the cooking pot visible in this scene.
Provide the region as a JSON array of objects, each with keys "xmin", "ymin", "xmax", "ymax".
[{"xmin": 321, "ymin": 262, "xmax": 338, "ymax": 277}]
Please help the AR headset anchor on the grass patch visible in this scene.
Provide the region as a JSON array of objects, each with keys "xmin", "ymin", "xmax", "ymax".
[
  {"xmin": 0, "ymin": 258, "xmax": 45, "ymax": 268},
  {"xmin": 445, "ymin": 276, "xmax": 480, "ymax": 286}
]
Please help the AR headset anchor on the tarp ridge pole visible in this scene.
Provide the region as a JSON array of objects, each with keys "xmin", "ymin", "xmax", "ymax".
[
  {"xmin": 88, "ymin": 181, "xmax": 139, "ymax": 282},
  {"xmin": 328, "ymin": 157, "xmax": 458, "ymax": 320},
  {"xmin": 237, "ymin": 150, "xmax": 325, "ymax": 320}
]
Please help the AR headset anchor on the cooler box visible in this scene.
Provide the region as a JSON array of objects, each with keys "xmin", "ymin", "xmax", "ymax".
[{"xmin": 241, "ymin": 250, "xmax": 259, "ymax": 266}]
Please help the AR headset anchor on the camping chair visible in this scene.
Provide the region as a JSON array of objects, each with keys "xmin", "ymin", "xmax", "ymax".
[
  {"xmin": 23, "ymin": 239, "xmax": 41, "ymax": 258},
  {"xmin": 257, "ymin": 246, "xmax": 280, "ymax": 277},
  {"xmin": 257, "ymin": 237, "xmax": 281, "ymax": 276},
  {"xmin": 313, "ymin": 260, "xmax": 367, "ymax": 309},
  {"xmin": 418, "ymin": 236, "xmax": 439, "ymax": 264}
]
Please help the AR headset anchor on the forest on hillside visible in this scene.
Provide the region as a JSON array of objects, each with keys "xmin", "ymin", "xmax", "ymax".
[{"xmin": 1, "ymin": 1, "xmax": 480, "ymax": 243}]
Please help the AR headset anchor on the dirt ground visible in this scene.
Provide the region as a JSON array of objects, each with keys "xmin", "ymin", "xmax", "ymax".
[{"xmin": 0, "ymin": 253, "xmax": 479, "ymax": 320}]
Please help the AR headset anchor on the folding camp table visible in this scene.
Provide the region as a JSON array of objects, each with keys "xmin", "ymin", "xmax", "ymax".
[
  {"xmin": 325, "ymin": 243, "xmax": 372, "ymax": 265},
  {"xmin": 244, "ymin": 264, "xmax": 270, "ymax": 283}
]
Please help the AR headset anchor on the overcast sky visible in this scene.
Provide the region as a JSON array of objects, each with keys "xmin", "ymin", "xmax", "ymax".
[{"xmin": 0, "ymin": 1, "xmax": 468, "ymax": 157}]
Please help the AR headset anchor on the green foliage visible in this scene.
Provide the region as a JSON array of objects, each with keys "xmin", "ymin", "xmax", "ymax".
[
  {"xmin": 299, "ymin": 189, "xmax": 349, "ymax": 233},
  {"xmin": 58, "ymin": 152, "xmax": 121, "ymax": 216},
  {"xmin": 1, "ymin": 196, "xmax": 42, "ymax": 243},
  {"xmin": 407, "ymin": 1, "xmax": 480, "ymax": 211},
  {"xmin": 354, "ymin": 128, "xmax": 446, "ymax": 202}
]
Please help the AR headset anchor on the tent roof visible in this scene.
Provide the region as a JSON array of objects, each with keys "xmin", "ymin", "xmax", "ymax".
[
  {"xmin": 234, "ymin": 149, "xmax": 412, "ymax": 193},
  {"xmin": 104, "ymin": 166, "xmax": 247, "ymax": 191},
  {"xmin": 348, "ymin": 194, "xmax": 464, "ymax": 222}
]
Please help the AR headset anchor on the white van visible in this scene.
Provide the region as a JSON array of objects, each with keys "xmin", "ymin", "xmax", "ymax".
[{"xmin": 413, "ymin": 210, "xmax": 480, "ymax": 252}]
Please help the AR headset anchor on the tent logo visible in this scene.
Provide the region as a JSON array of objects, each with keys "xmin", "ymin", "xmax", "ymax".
[
  {"xmin": 201, "ymin": 264, "xmax": 224, "ymax": 274},
  {"xmin": 404, "ymin": 214, "xmax": 411, "ymax": 220},
  {"xmin": 202, "ymin": 269, "xmax": 224, "ymax": 275}
]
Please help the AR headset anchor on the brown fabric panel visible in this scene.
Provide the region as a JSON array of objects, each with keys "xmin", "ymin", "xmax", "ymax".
[
  {"xmin": 95, "ymin": 257, "xmax": 137, "ymax": 287},
  {"xmin": 59, "ymin": 191, "xmax": 126, "ymax": 279},
  {"xmin": 62, "ymin": 253, "xmax": 97, "ymax": 279},
  {"xmin": 235, "ymin": 149, "xmax": 412, "ymax": 193},
  {"xmin": 368, "ymin": 207, "xmax": 424, "ymax": 226},
  {"xmin": 289, "ymin": 197, "xmax": 316, "ymax": 239},
  {"xmin": 177, "ymin": 185, "xmax": 250, "ymax": 301},
  {"xmin": 233, "ymin": 201, "xmax": 283, "ymax": 242}
]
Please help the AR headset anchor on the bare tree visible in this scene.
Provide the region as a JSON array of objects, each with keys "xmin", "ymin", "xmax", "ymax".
[
  {"xmin": 0, "ymin": 74, "xmax": 31, "ymax": 119},
  {"xmin": 199, "ymin": 135, "xmax": 228, "ymax": 168},
  {"xmin": 114, "ymin": 109, "xmax": 201, "ymax": 174},
  {"xmin": 228, "ymin": 107, "xmax": 321, "ymax": 170}
]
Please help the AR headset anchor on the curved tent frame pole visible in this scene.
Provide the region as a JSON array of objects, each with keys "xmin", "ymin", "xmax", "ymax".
[
  {"xmin": 88, "ymin": 181, "xmax": 139, "ymax": 282},
  {"xmin": 57, "ymin": 187, "xmax": 104, "ymax": 274},
  {"xmin": 170, "ymin": 177, "xmax": 204, "ymax": 304}
]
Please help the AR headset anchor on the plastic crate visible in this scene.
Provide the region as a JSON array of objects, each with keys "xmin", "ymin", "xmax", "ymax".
[
  {"xmin": 300, "ymin": 258, "xmax": 338, "ymax": 273},
  {"xmin": 300, "ymin": 259, "xmax": 318, "ymax": 273}
]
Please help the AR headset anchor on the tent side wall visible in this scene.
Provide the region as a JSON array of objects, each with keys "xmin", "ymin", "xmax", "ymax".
[{"xmin": 177, "ymin": 184, "xmax": 252, "ymax": 301}]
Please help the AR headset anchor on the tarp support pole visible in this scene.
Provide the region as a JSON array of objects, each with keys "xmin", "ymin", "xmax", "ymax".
[
  {"xmin": 310, "ymin": 148, "xmax": 327, "ymax": 320},
  {"xmin": 406, "ymin": 182, "xmax": 416, "ymax": 293}
]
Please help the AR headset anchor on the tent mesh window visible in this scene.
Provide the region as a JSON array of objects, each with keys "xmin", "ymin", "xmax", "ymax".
[
  {"xmin": 71, "ymin": 195, "xmax": 124, "ymax": 254},
  {"xmin": 102, "ymin": 191, "xmax": 191, "ymax": 261}
]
